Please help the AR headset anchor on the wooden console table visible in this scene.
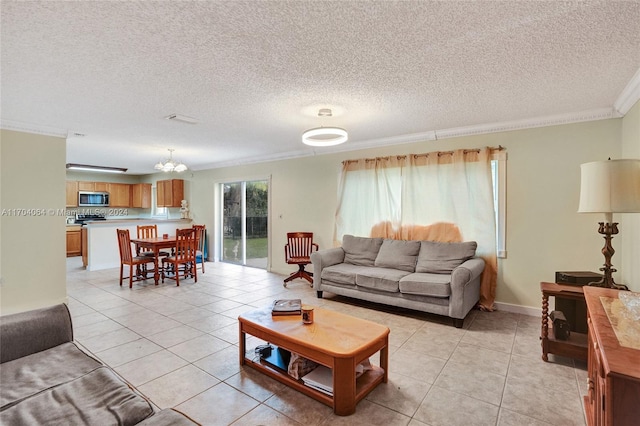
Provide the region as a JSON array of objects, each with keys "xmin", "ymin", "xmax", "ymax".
[
  {"xmin": 583, "ymin": 286, "xmax": 640, "ymax": 426},
  {"xmin": 540, "ymin": 282, "xmax": 588, "ymax": 362}
]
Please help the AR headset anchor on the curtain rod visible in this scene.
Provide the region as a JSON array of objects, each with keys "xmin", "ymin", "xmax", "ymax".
[{"xmin": 342, "ymin": 146, "xmax": 505, "ymax": 165}]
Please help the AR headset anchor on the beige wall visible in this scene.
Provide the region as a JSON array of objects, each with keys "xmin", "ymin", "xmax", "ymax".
[
  {"xmin": 621, "ymin": 100, "xmax": 640, "ymax": 291},
  {"xmin": 190, "ymin": 118, "xmax": 624, "ymax": 310},
  {"xmin": 1, "ymin": 130, "xmax": 67, "ymax": 315},
  {"xmin": 0, "ymin": 111, "xmax": 634, "ymax": 314}
]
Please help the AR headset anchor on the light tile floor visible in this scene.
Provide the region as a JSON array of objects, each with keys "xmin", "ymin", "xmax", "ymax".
[{"xmin": 66, "ymin": 257, "xmax": 588, "ymax": 425}]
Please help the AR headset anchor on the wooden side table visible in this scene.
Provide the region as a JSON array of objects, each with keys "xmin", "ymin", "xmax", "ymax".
[{"xmin": 540, "ymin": 282, "xmax": 588, "ymax": 362}]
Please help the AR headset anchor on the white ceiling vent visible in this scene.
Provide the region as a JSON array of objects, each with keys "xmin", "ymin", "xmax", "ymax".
[{"xmin": 164, "ymin": 114, "xmax": 198, "ymax": 124}]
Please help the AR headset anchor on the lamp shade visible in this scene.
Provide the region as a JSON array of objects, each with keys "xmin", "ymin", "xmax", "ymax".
[{"xmin": 578, "ymin": 159, "xmax": 640, "ymax": 213}]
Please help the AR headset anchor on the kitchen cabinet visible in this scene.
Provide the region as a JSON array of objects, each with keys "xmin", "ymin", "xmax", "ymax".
[
  {"xmin": 157, "ymin": 179, "xmax": 184, "ymax": 207},
  {"xmin": 66, "ymin": 181, "xmax": 78, "ymax": 207},
  {"xmin": 78, "ymin": 181, "xmax": 109, "ymax": 192},
  {"xmin": 108, "ymin": 183, "xmax": 131, "ymax": 207},
  {"xmin": 131, "ymin": 183, "xmax": 151, "ymax": 208},
  {"xmin": 78, "ymin": 181, "xmax": 95, "ymax": 191},
  {"xmin": 66, "ymin": 226, "xmax": 82, "ymax": 257}
]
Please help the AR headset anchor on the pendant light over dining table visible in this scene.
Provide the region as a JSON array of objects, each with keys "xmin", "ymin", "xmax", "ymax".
[
  {"xmin": 302, "ymin": 108, "xmax": 348, "ymax": 147},
  {"xmin": 154, "ymin": 148, "xmax": 188, "ymax": 172}
]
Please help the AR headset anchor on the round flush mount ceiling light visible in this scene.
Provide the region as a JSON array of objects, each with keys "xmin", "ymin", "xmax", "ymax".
[
  {"xmin": 302, "ymin": 109, "xmax": 348, "ymax": 147},
  {"xmin": 302, "ymin": 127, "xmax": 348, "ymax": 146}
]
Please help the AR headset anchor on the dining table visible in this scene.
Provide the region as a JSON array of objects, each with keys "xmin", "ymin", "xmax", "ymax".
[{"xmin": 130, "ymin": 235, "xmax": 176, "ymax": 284}]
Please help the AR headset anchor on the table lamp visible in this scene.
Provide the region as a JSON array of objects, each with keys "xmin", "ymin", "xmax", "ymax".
[{"xmin": 578, "ymin": 158, "xmax": 640, "ymax": 289}]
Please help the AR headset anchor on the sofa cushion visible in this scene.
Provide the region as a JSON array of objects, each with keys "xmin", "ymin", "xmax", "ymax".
[
  {"xmin": 355, "ymin": 268, "xmax": 411, "ymax": 293},
  {"xmin": 321, "ymin": 263, "xmax": 371, "ymax": 286},
  {"xmin": 415, "ymin": 241, "xmax": 477, "ymax": 273},
  {"xmin": 374, "ymin": 239, "xmax": 420, "ymax": 272},
  {"xmin": 0, "ymin": 366, "xmax": 154, "ymax": 425},
  {"xmin": 342, "ymin": 235, "xmax": 383, "ymax": 266},
  {"xmin": 399, "ymin": 273, "xmax": 452, "ymax": 298},
  {"xmin": 0, "ymin": 342, "xmax": 102, "ymax": 410}
]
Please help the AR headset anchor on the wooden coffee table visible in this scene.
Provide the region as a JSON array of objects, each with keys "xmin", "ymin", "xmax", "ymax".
[{"xmin": 238, "ymin": 306, "xmax": 389, "ymax": 416}]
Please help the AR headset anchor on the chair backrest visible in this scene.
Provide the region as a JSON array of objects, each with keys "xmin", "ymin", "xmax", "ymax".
[
  {"xmin": 174, "ymin": 228, "xmax": 196, "ymax": 261},
  {"xmin": 137, "ymin": 224, "xmax": 158, "ymax": 239},
  {"xmin": 285, "ymin": 232, "xmax": 317, "ymax": 260},
  {"xmin": 116, "ymin": 229, "xmax": 134, "ymax": 263},
  {"xmin": 192, "ymin": 225, "xmax": 206, "ymax": 253}
]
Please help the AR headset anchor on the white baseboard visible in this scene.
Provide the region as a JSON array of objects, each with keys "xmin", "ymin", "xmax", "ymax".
[{"xmin": 493, "ymin": 301, "xmax": 540, "ymax": 317}]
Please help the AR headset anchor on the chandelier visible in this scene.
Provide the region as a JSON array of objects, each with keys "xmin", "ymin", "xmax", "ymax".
[
  {"xmin": 302, "ymin": 108, "xmax": 348, "ymax": 147},
  {"xmin": 154, "ymin": 149, "xmax": 188, "ymax": 173}
]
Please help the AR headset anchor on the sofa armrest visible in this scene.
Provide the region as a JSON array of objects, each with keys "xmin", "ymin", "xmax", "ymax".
[
  {"xmin": 310, "ymin": 247, "xmax": 345, "ymax": 289},
  {"xmin": 451, "ymin": 257, "xmax": 485, "ymax": 288},
  {"xmin": 448, "ymin": 257, "xmax": 485, "ymax": 319},
  {"xmin": 0, "ymin": 304, "xmax": 73, "ymax": 363}
]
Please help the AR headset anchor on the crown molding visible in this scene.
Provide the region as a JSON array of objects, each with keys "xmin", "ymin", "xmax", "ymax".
[
  {"xmin": 0, "ymin": 119, "xmax": 68, "ymax": 138},
  {"xmin": 434, "ymin": 107, "xmax": 617, "ymax": 140},
  {"xmin": 196, "ymin": 107, "xmax": 620, "ymax": 171},
  {"xmin": 613, "ymin": 67, "xmax": 640, "ymax": 115},
  {"xmin": 196, "ymin": 148, "xmax": 313, "ymax": 171}
]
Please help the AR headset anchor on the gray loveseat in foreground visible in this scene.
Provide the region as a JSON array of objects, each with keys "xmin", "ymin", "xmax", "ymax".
[
  {"xmin": 0, "ymin": 304, "xmax": 198, "ymax": 425},
  {"xmin": 311, "ymin": 235, "xmax": 485, "ymax": 327}
]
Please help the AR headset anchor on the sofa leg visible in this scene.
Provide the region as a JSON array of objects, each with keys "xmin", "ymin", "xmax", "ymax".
[
  {"xmin": 453, "ymin": 318, "xmax": 464, "ymax": 328},
  {"xmin": 316, "ymin": 291, "xmax": 323, "ymax": 298}
]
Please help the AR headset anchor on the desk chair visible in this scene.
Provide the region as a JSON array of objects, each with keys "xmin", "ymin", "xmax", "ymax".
[
  {"xmin": 116, "ymin": 229, "xmax": 154, "ymax": 288},
  {"xmin": 192, "ymin": 224, "xmax": 206, "ymax": 273},
  {"xmin": 284, "ymin": 232, "xmax": 318, "ymax": 287},
  {"xmin": 162, "ymin": 228, "xmax": 197, "ymax": 286}
]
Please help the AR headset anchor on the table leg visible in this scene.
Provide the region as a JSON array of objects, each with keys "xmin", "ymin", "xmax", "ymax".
[
  {"xmin": 541, "ymin": 293, "xmax": 549, "ymax": 361},
  {"xmin": 333, "ymin": 357, "xmax": 356, "ymax": 416},
  {"xmin": 239, "ymin": 324, "xmax": 246, "ymax": 366},
  {"xmin": 380, "ymin": 338, "xmax": 389, "ymax": 383},
  {"xmin": 153, "ymin": 246, "xmax": 160, "ymax": 285}
]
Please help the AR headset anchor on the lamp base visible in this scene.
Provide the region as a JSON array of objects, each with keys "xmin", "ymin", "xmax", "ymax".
[
  {"xmin": 589, "ymin": 221, "xmax": 628, "ymax": 290},
  {"xmin": 587, "ymin": 277, "xmax": 628, "ymax": 291}
]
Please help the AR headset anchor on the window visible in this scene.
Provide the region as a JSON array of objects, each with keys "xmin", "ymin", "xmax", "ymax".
[
  {"xmin": 151, "ymin": 185, "xmax": 168, "ymax": 218},
  {"xmin": 492, "ymin": 150, "xmax": 507, "ymax": 258}
]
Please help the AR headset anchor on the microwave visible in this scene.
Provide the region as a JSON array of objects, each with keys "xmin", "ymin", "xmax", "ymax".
[{"xmin": 78, "ymin": 191, "xmax": 109, "ymax": 207}]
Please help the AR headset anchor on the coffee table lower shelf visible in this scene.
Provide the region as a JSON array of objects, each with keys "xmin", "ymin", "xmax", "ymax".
[{"xmin": 242, "ymin": 353, "xmax": 386, "ymax": 409}]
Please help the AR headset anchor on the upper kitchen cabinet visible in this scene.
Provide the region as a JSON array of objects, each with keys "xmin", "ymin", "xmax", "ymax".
[
  {"xmin": 131, "ymin": 183, "xmax": 152, "ymax": 208},
  {"xmin": 108, "ymin": 183, "xmax": 131, "ymax": 207},
  {"xmin": 78, "ymin": 181, "xmax": 108, "ymax": 192},
  {"xmin": 66, "ymin": 181, "xmax": 78, "ymax": 207},
  {"xmin": 157, "ymin": 179, "xmax": 184, "ymax": 207}
]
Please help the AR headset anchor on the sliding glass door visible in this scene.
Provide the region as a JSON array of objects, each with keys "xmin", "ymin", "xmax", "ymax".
[{"xmin": 221, "ymin": 180, "xmax": 268, "ymax": 268}]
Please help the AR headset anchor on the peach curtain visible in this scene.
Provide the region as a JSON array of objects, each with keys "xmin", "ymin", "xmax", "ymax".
[{"xmin": 336, "ymin": 147, "xmax": 498, "ymax": 310}]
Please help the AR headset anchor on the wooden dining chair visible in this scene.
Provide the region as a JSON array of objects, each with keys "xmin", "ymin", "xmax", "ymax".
[
  {"xmin": 284, "ymin": 232, "xmax": 318, "ymax": 287},
  {"xmin": 116, "ymin": 229, "xmax": 154, "ymax": 288},
  {"xmin": 162, "ymin": 228, "xmax": 197, "ymax": 286},
  {"xmin": 136, "ymin": 225, "xmax": 171, "ymax": 258},
  {"xmin": 192, "ymin": 224, "xmax": 206, "ymax": 273}
]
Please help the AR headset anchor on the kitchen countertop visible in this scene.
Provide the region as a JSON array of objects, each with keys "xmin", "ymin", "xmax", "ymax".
[{"xmin": 82, "ymin": 218, "xmax": 193, "ymax": 271}]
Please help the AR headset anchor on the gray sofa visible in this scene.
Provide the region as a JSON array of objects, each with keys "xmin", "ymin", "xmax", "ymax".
[
  {"xmin": 0, "ymin": 304, "xmax": 198, "ymax": 425},
  {"xmin": 311, "ymin": 235, "xmax": 485, "ymax": 327}
]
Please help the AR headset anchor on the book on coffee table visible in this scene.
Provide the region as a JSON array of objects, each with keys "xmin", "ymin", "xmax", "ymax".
[
  {"xmin": 301, "ymin": 365, "xmax": 333, "ymax": 396},
  {"xmin": 271, "ymin": 299, "xmax": 302, "ymax": 316}
]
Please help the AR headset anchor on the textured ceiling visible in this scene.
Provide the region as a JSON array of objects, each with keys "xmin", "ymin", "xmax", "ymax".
[{"xmin": 2, "ymin": 1, "xmax": 639, "ymax": 174}]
